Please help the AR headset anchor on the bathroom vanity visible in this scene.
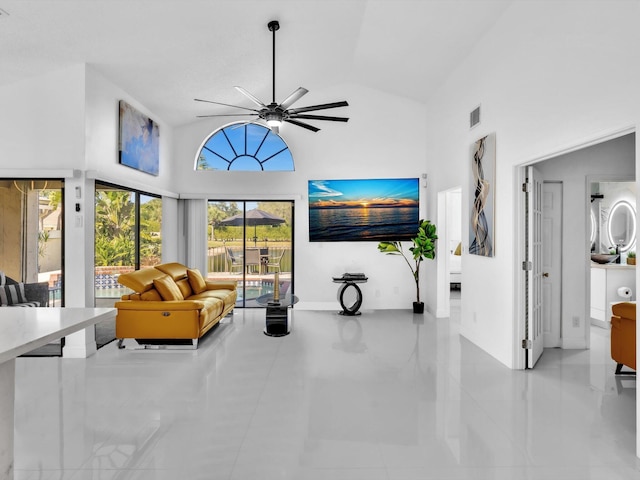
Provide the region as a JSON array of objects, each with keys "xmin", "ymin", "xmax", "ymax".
[{"xmin": 590, "ymin": 263, "xmax": 635, "ymax": 327}]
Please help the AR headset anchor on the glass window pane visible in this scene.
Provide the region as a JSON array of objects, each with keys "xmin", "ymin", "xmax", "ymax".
[
  {"xmin": 95, "ymin": 185, "xmax": 136, "ymax": 302},
  {"xmin": 140, "ymin": 194, "xmax": 162, "ymax": 268},
  {"xmin": 229, "ymin": 156, "xmax": 263, "ymax": 171}
]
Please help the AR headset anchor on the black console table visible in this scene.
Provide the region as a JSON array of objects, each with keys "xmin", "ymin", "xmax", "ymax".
[{"xmin": 332, "ymin": 273, "xmax": 368, "ymax": 316}]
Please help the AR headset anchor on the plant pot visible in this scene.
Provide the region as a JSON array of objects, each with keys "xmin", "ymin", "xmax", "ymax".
[
  {"xmin": 413, "ymin": 302, "xmax": 424, "ymax": 314},
  {"xmin": 628, "ymin": 258, "xmax": 636, "ymax": 265}
]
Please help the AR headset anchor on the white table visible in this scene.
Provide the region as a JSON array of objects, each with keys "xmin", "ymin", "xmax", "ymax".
[{"xmin": 0, "ymin": 307, "xmax": 116, "ymax": 480}]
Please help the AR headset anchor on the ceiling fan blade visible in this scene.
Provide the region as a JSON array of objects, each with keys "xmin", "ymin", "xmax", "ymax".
[
  {"xmin": 234, "ymin": 86, "xmax": 266, "ymax": 107},
  {"xmin": 287, "ymin": 101, "xmax": 349, "ymax": 114},
  {"xmin": 196, "ymin": 114, "xmax": 259, "ymax": 118},
  {"xmin": 289, "ymin": 114, "xmax": 349, "ymax": 122},
  {"xmin": 284, "ymin": 118, "xmax": 320, "ymax": 132},
  {"xmin": 279, "ymin": 87, "xmax": 309, "ymax": 110},
  {"xmin": 194, "ymin": 98, "xmax": 260, "ymax": 113}
]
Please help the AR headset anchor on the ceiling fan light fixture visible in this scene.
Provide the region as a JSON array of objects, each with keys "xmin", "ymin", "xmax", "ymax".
[{"xmin": 265, "ymin": 112, "xmax": 283, "ymax": 129}]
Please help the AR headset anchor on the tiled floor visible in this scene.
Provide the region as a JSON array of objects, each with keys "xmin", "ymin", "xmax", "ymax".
[{"xmin": 13, "ymin": 295, "xmax": 640, "ymax": 479}]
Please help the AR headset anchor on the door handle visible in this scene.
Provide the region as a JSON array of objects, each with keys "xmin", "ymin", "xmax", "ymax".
[{"xmin": 543, "ymin": 272, "xmax": 549, "ymax": 278}]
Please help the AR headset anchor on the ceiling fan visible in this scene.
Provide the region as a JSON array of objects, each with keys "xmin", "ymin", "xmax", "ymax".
[{"xmin": 194, "ymin": 20, "xmax": 349, "ymax": 134}]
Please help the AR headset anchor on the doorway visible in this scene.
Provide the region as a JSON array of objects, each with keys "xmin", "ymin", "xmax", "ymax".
[
  {"xmin": 207, "ymin": 200, "xmax": 294, "ymax": 308},
  {"xmin": 515, "ymin": 130, "xmax": 636, "ymax": 369},
  {"xmin": 436, "ymin": 187, "xmax": 462, "ymax": 318}
]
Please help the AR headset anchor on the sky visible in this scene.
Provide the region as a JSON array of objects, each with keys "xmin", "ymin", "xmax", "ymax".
[{"xmin": 308, "ymin": 178, "xmax": 419, "ymax": 209}]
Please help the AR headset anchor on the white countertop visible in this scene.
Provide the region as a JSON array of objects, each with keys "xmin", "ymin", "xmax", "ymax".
[
  {"xmin": 0, "ymin": 307, "xmax": 116, "ymax": 363},
  {"xmin": 590, "ymin": 262, "xmax": 635, "ymax": 269}
]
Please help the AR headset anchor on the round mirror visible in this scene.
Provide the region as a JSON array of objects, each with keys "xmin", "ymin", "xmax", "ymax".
[{"xmin": 607, "ymin": 200, "xmax": 636, "ymax": 252}]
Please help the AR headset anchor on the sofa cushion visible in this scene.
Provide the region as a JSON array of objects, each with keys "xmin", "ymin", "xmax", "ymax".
[
  {"xmin": 197, "ymin": 296, "xmax": 224, "ymax": 321},
  {"xmin": 191, "ymin": 289, "xmax": 237, "ymax": 310},
  {"xmin": 155, "ymin": 262, "xmax": 188, "ymax": 281},
  {"xmin": 118, "ymin": 268, "xmax": 165, "ymax": 293},
  {"xmin": 153, "ymin": 274, "xmax": 184, "ymax": 301},
  {"xmin": 187, "ymin": 268, "xmax": 207, "ymax": 294},
  {"xmin": 0, "ymin": 283, "xmax": 28, "ymax": 306},
  {"xmin": 176, "ymin": 278, "xmax": 193, "ymax": 299},
  {"xmin": 141, "ymin": 289, "xmax": 162, "ymax": 301},
  {"xmin": 0, "ymin": 271, "xmax": 5, "ymax": 286}
]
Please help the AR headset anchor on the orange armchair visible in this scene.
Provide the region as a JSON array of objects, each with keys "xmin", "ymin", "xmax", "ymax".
[{"xmin": 611, "ymin": 302, "xmax": 636, "ymax": 374}]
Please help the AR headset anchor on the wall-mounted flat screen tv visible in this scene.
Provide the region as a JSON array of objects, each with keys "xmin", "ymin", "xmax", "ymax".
[
  {"xmin": 308, "ymin": 178, "xmax": 420, "ymax": 242},
  {"xmin": 118, "ymin": 100, "xmax": 160, "ymax": 176}
]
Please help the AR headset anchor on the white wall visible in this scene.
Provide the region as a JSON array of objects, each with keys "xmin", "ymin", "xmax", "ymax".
[
  {"xmin": 424, "ymin": 1, "xmax": 640, "ymax": 367},
  {"xmin": 537, "ymin": 133, "xmax": 635, "ymax": 349},
  {"xmin": 173, "ymin": 84, "xmax": 429, "ymax": 310},
  {"xmin": 85, "ymin": 66, "xmax": 176, "ymax": 196},
  {"xmin": 0, "ymin": 65, "xmax": 85, "ymax": 170}
]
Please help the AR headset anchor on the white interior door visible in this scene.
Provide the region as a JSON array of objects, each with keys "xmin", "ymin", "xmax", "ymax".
[
  {"xmin": 542, "ymin": 182, "xmax": 562, "ymax": 347},
  {"xmin": 526, "ymin": 166, "xmax": 544, "ymax": 367}
]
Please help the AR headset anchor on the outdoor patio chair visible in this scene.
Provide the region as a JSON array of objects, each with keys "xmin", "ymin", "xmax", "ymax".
[
  {"xmin": 226, "ymin": 248, "xmax": 243, "ymax": 274},
  {"xmin": 266, "ymin": 250, "xmax": 285, "ymax": 274},
  {"xmin": 0, "ymin": 272, "xmax": 49, "ymax": 307},
  {"xmin": 245, "ymin": 248, "xmax": 261, "ymax": 274}
]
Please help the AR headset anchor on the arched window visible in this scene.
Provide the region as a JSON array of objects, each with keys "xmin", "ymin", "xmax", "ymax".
[{"xmin": 195, "ymin": 122, "xmax": 294, "ymax": 171}]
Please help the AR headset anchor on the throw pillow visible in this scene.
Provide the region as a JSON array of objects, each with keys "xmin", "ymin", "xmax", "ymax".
[
  {"xmin": 187, "ymin": 268, "xmax": 207, "ymax": 295},
  {"xmin": 0, "ymin": 283, "xmax": 28, "ymax": 306},
  {"xmin": 153, "ymin": 274, "xmax": 184, "ymax": 301},
  {"xmin": 0, "ymin": 271, "xmax": 5, "ymax": 286}
]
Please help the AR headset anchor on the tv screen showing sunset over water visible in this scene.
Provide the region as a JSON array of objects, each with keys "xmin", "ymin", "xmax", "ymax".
[{"xmin": 308, "ymin": 178, "xmax": 419, "ymax": 242}]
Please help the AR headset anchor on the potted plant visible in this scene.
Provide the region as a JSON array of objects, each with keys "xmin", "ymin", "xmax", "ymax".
[
  {"xmin": 378, "ymin": 219, "xmax": 438, "ymax": 314},
  {"xmin": 627, "ymin": 251, "xmax": 636, "ymax": 265}
]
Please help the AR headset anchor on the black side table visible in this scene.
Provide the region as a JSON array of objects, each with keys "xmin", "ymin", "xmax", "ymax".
[
  {"xmin": 256, "ymin": 292, "xmax": 299, "ymax": 336},
  {"xmin": 332, "ymin": 274, "xmax": 368, "ymax": 316}
]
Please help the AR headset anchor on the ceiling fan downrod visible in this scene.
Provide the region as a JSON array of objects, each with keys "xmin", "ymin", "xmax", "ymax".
[
  {"xmin": 194, "ymin": 18, "xmax": 348, "ymax": 134},
  {"xmin": 268, "ymin": 20, "xmax": 280, "ymax": 104}
]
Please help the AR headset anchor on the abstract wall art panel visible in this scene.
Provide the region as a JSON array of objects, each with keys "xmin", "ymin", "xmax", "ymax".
[
  {"xmin": 119, "ymin": 100, "xmax": 160, "ymax": 176},
  {"xmin": 308, "ymin": 178, "xmax": 419, "ymax": 242},
  {"xmin": 469, "ymin": 133, "xmax": 496, "ymax": 257}
]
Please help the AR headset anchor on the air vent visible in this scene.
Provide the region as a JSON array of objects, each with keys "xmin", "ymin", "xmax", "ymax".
[{"xmin": 470, "ymin": 105, "xmax": 480, "ymax": 129}]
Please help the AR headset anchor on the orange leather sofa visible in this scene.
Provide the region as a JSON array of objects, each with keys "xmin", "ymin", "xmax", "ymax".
[
  {"xmin": 610, "ymin": 302, "xmax": 636, "ymax": 374},
  {"xmin": 115, "ymin": 262, "xmax": 237, "ymax": 349}
]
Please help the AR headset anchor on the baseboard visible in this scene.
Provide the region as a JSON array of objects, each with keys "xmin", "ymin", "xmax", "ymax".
[
  {"xmin": 63, "ymin": 343, "xmax": 97, "ymax": 358},
  {"xmin": 590, "ymin": 317, "xmax": 610, "ymax": 329}
]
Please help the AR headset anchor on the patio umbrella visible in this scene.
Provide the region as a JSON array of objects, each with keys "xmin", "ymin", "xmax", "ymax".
[{"xmin": 220, "ymin": 208, "xmax": 286, "ymax": 245}]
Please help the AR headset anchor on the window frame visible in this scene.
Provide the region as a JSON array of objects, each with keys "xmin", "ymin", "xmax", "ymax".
[{"xmin": 195, "ymin": 122, "xmax": 295, "ymax": 171}]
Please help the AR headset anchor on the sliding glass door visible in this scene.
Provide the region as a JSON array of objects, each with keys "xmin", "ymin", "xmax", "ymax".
[
  {"xmin": 0, "ymin": 179, "xmax": 64, "ymax": 306},
  {"xmin": 94, "ymin": 182, "xmax": 162, "ymax": 306},
  {"xmin": 207, "ymin": 200, "xmax": 294, "ymax": 307}
]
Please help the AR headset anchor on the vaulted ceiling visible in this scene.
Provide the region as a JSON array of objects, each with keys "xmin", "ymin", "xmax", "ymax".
[{"xmin": 0, "ymin": 0, "xmax": 513, "ymax": 127}]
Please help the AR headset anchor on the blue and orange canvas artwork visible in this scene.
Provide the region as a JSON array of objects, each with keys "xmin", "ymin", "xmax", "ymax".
[{"xmin": 308, "ymin": 178, "xmax": 420, "ymax": 242}]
